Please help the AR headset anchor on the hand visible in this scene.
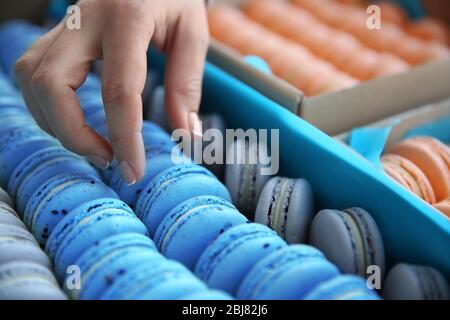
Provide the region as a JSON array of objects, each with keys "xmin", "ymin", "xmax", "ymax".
[{"xmin": 14, "ymin": 0, "xmax": 209, "ymax": 184}]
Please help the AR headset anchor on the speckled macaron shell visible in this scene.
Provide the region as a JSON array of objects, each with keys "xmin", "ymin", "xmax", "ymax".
[
  {"xmin": 65, "ymin": 232, "xmax": 158, "ymax": 299},
  {"xmin": 195, "ymin": 223, "xmax": 287, "ymax": 295},
  {"xmin": 24, "ymin": 173, "xmax": 117, "ymax": 245},
  {"xmin": 225, "ymin": 138, "xmax": 272, "ymax": 219},
  {"xmin": 0, "ymin": 261, "xmax": 66, "ymax": 300},
  {"xmin": 45, "ymin": 198, "xmax": 134, "ymax": 259},
  {"xmin": 0, "ymin": 239, "xmax": 52, "ymax": 269},
  {"xmin": 136, "ymin": 164, "xmax": 232, "ymax": 237},
  {"xmin": 383, "ymin": 263, "xmax": 449, "ymax": 300},
  {"xmin": 52, "ymin": 201, "xmax": 148, "ymax": 281},
  {"xmin": 237, "ymin": 244, "xmax": 338, "ymax": 300},
  {"xmin": 154, "ymin": 195, "xmax": 247, "ymax": 270},
  {"xmin": 305, "ymin": 275, "xmax": 381, "ymax": 300},
  {"xmin": 0, "ymin": 127, "xmax": 59, "ymax": 188},
  {"xmin": 80, "ymin": 248, "xmax": 164, "ymax": 300},
  {"xmin": 255, "ymin": 177, "xmax": 314, "ymax": 244},
  {"xmin": 16, "ymin": 156, "xmax": 100, "ymax": 214},
  {"xmin": 100, "ymin": 259, "xmax": 191, "ymax": 300},
  {"xmin": 308, "ymin": 208, "xmax": 386, "ymax": 280},
  {"xmin": 180, "ymin": 290, "xmax": 234, "ymax": 300},
  {"xmin": 0, "ymin": 187, "xmax": 13, "ymax": 208},
  {"xmin": 7, "ymin": 146, "xmax": 73, "ymax": 200}
]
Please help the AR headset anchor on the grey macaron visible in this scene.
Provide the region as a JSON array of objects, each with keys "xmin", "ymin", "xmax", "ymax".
[
  {"xmin": 0, "ymin": 261, "xmax": 66, "ymax": 300},
  {"xmin": 383, "ymin": 263, "xmax": 449, "ymax": 300},
  {"xmin": 309, "ymin": 207, "xmax": 386, "ymax": 280},
  {"xmin": 255, "ymin": 177, "xmax": 314, "ymax": 244},
  {"xmin": 225, "ymin": 138, "xmax": 272, "ymax": 219}
]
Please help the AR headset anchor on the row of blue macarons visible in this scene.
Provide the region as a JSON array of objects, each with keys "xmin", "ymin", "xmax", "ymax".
[{"xmin": 0, "ymin": 21, "xmax": 384, "ymax": 300}]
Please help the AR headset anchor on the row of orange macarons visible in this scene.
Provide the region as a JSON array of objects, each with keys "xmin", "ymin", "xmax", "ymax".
[
  {"xmin": 381, "ymin": 136, "xmax": 450, "ymax": 218},
  {"xmin": 242, "ymin": 0, "xmax": 410, "ymax": 81},
  {"xmin": 291, "ymin": 0, "xmax": 449, "ymax": 65},
  {"xmin": 208, "ymin": 5, "xmax": 359, "ymax": 96}
]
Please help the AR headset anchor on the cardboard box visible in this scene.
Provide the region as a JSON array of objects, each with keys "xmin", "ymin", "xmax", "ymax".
[
  {"xmin": 150, "ymin": 50, "xmax": 450, "ymax": 281},
  {"xmin": 335, "ymin": 97, "xmax": 450, "ymax": 146},
  {"xmin": 207, "ymin": 0, "xmax": 450, "ymax": 135}
]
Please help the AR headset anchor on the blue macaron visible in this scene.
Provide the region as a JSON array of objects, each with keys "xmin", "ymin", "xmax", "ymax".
[
  {"xmin": 109, "ymin": 144, "xmax": 179, "ymax": 210},
  {"xmin": 99, "ymin": 259, "xmax": 197, "ymax": 300},
  {"xmin": 48, "ymin": 198, "xmax": 148, "ymax": 280},
  {"xmin": 195, "ymin": 223, "xmax": 287, "ymax": 295},
  {"xmin": 0, "ymin": 127, "xmax": 59, "ymax": 188},
  {"xmin": 23, "ymin": 173, "xmax": 117, "ymax": 245},
  {"xmin": 305, "ymin": 275, "xmax": 381, "ymax": 300},
  {"xmin": 136, "ymin": 164, "xmax": 232, "ymax": 237},
  {"xmin": 237, "ymin": 244, "xmax": 340, "ymax": 300},
  {"xmin": 154, "ymin": 195, "xmax": 248, "ymax": 270},
  {"xmin": 180, "ymin": 290, "xmax": 234, "ymax": 300},
  {"xmin": 7, "ymin": 146, "xmax": 74, "ymax": 199},
  {"xmin": 66, "ymin": 233, "xmax": 160, "ymax": 300},
  {"xmin": 15, "ymin": 155, "xmax": 100, "ymax": 214}
]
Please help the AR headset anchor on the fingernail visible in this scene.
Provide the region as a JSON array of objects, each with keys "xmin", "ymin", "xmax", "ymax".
[
  {"xmin": 188, "ymin": 112, "xmax": 203, "ymax": 138},
  {"xmin": 86, "ymin": 155, "xmax": 110, "ymax": 169},
  {"xmin": 120, "ymin": 161, "xmax": 136, "ymax": 186}
]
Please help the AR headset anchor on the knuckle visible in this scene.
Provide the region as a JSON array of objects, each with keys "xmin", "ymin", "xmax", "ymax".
[{"xmin": 13, "ymin": 56, "xmax": 34, "ymax": 81}]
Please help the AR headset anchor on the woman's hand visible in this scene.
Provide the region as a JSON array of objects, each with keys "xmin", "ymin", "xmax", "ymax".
[{"xmin": 14, "ymin": 0, "xmax": 209, "ymax": 184}]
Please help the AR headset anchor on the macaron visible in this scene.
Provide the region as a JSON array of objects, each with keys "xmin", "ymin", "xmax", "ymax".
[
  {"xmin": 154, "ymin": 195, "xmax": 248, "ymax": 270},
  {"xmin": 100, "ymin": 259, "xmax": 198, "ymax": 300},
  {"xmin": 382, "ymin": 154, "xmax": 436, "ymax": 204},
  {"xmin": 305, "ymin": 275, "xmax": 381, "ymax": 300},
  {"xmin": 180, "ymin": 290, "xmax": 234, "ymax": 300},
  {"xmin": 309, "ymin": 208, "xmax": 386, "ymax": 280},
  {"xmin": 433, "ymin": 198, "xmax": 450, "ymax": 218},
  {"xmin": 225, "ymin": 138, "xmax": 273, "ymax": 219},
  {"xmin": 7, "ymin": 146, "xmax": 74, "ymax": 200},
  {"xmin": 15, "ymin": 155, "xmax": 100, "ymax": 214},
  {"xmin": 146, "ymin": 86, "xmax": 171, "ymax": 131},
  {"xmin": 46, "ymin": 198, "xmax": 148, "ymax": 280},
  {"xmin": 0, "ymin": 223, "xmax": 38, "ymax": 246},
  {"xmin": 255, "ymin": 177, "xmax": 314, "ymax": 243},
  {"xmin": 126, "ymin": 269, "xmax": 208, "ymax": 300},
  {"xmin": 0, "ymin": 261, "xmax": 67, "ymax": 300},
  {"xmin": 136, "ymin": 164, "xmax": 232, "ymax": 237},
  {"xmin": 0, "ymin": 187, "xmax": 13, "ymax": 208},
  {"xmin": 109, "ymin": 144, "xmax": 179, "ymax": 210},
  {"xmin": 195, "ymin": 223, "xmax": 287, "ymax": 295},
  {"xmin": 0, "ymin": 127, "xmax": 59, "ymax": 188},
  {"xmin": 0, "ymin": 202, "xmax": 24, "ymax": 228},
  {"xmin": 389, "ymin": 137, "xmax": 450, "ymax": 201},
  {"xmin": 182, "ymin": 113, "xmax": 227, "ymax": 180},
  {"xmin": 66, "ymin": 233, "xmax": 160, "ymax": 300},
  {"xmin": 383, "ymin": 263, "xmax": 449, "ymax": 300},
  {"xmin": 23, "ymin": 173, "xmax": 117, "ymax": 245},
  {"xmin": 237, "ymin": 244, "xmax": 340, "ymax": 300}
]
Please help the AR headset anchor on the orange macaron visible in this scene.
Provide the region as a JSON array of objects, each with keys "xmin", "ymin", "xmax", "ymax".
[
  {"xmin": 389, "ymin": 137, "xmax": 450, "ymax": 202},
  {"xmin": 382, "ymin": 154, "xmax": 436, "ymax": 204},
  {"xmin": 433, "ymin": 198, "xmax": 450, "ymax": 218}
]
